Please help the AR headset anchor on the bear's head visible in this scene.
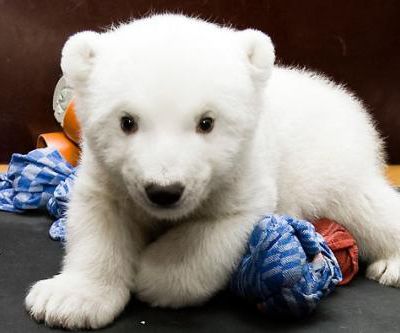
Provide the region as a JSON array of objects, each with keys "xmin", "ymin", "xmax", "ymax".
[{"xmin": 61, "ymin": 14, "xmax": 275, "ymax": 220}]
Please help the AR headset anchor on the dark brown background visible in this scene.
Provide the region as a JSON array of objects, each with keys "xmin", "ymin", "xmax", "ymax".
[{"xmin": 0, "ymin": 0, "xmax": 399, "ymax": 163}]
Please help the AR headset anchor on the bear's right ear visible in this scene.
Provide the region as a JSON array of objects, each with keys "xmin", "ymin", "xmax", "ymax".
[
  {"xmin": 61, "ymin": 31, "xmax": 100, "ymax": 90},
  {"xmin": 237, "ymin": 29, "xmax": 275, "ymax": 84}
]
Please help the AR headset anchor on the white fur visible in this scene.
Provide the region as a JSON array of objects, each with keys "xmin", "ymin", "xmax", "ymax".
[{"xmin": 26, "ymin": 14, "xmax": 400, "ymax": 329}]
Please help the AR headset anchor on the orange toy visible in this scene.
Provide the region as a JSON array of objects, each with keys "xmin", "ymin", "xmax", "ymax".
[
  {"xmin": 62, "ymin": 100, "xmax": 80, "ymax": 145},
  {"xmin": 37, "ymin": 131, "xmax": 80, "ymax": 167},
  {"xmin": 37, "ymin": 99, "xmax": 81, "ymax": 166}
]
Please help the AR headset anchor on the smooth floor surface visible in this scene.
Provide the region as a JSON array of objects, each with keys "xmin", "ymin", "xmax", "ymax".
[{"xmin": 1, "ymin": 211, "xmax": 400, "ymax": 333}]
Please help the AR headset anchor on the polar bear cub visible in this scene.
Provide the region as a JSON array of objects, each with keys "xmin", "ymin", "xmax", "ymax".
[{"xmin": 25, "ymin": 14, "xmax": 400, "ymax": 329}]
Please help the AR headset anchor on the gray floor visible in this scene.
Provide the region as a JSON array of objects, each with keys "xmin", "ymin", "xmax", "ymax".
[{"xmin": 1, "ymin": 211, "xmax": 400, "ymax": 333}]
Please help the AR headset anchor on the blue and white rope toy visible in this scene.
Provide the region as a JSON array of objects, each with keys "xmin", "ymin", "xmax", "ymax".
[
  {"xmin": 230, "ymin": 214, "xmax": 342, "ymax": 316},
  {"xmin": 0, "ymin": 148, "xmax": 342, "ymax": 315}
]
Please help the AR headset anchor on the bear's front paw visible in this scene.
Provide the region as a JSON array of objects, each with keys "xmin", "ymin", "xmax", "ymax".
[
  {"xmin": 25, "ymin": 273, "xmax": 130, "ymax": 330},
  {"xmin": 366, "ymin": 257, "xmax": 400, "ymax": 287},
  {"xmin": 135, "ymin": 258, "xmax": 180, "ymax": 308},
  {"xmin": 135, "ymin": 251, "xmax": 211, "ymax": 308}
]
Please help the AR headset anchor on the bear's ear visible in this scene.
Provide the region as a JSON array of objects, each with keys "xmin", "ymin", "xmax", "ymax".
[
  {"xmin": 61, "ymin": 31, "xmax": 100, "ymax": 90},
  {"xmin": 237, "ymin": 29, "xmax": 275, "ymax": 83}
]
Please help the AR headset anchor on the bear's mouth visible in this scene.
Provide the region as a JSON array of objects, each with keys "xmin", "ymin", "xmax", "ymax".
[{"xmin": 147, "ymin": 201, "xmax": 181, "ymax": 210}]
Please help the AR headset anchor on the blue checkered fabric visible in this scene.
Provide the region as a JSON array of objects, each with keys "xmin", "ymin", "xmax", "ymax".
[
  {"xmin": 48, "ymin": 217, "xmax": 68, "ymax": 242},
  {"xmin": 47, "ymin": 171, "xmax": 76, "ymax": 241},
  {"xmin": 0, "ymin": 148, "xmax": 75, "ymax": 241},
  {"xmin": 230, "ymin": 214, "xmax": 342, "ymax": 317}
]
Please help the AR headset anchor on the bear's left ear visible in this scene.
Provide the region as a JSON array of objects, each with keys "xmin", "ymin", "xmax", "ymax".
[{"xmin": 237, "ymin": 29, "xmax": 275, "ymax": 83}]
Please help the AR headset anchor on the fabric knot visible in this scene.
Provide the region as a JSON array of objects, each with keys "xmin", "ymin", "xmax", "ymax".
[{"xmin": 231, "ymin": 214, "xmax": 343, "ymax": 316}]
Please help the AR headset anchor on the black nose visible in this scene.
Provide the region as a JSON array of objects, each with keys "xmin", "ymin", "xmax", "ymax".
[{"xmin": 145, "ymin": 183, "xmax": 184, "ymax": 207}]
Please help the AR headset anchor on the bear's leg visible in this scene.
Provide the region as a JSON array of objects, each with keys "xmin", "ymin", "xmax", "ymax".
[
  {"xmin": 25, "ymin": 174, "xmax": 146, "ymax": 329},
  {"xmin": 135, "ymin": 212, "xmax": 258, "ymax": 308},
  {"xmin": 322, "ymin": 175, "xmax": 400, "ymax": 287},
  {"xmin": 362, "ymin": 180, "xmax": 400, "ymax": 286}
]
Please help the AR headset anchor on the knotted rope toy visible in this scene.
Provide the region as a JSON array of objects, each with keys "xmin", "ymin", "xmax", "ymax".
[
  {"xmin": 1, "ymin": 148, "xmax": 350, "ymax": 316},
  {"xmin": 230, "ymin": 214, "xmax": 342, "ymax": 316}
]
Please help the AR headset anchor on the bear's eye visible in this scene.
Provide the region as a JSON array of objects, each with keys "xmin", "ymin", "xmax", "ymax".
[
  {"xmin": 197, "ymin": 117, "xmax": 214, "ymax": 134},
  {"xmin": 120, "ymin": 115, "xmax": 138, "ymax": 134}
]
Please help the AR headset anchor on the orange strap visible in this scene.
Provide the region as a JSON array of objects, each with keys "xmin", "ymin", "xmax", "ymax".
[{"xmin": 37, "ymin": 132, "xmax": 80, "ymax": 166}]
